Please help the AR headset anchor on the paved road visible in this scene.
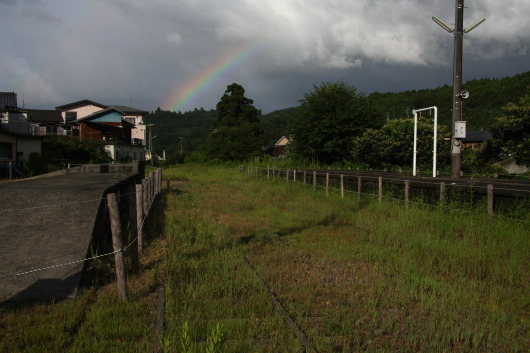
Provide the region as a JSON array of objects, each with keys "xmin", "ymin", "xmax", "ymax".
[{"xmin": 0, "ymin": 172, "xmax": 133, "ymax": 302}]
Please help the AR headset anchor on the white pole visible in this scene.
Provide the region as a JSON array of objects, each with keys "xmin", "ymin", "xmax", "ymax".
[
  {"xmin": 412, "ymin": 106, "xmax": 438, "ymax": 178},
  {"xmin": 413, "ymin": 110, "xmax": 418, "ymax": 176},
  {"xmin": 433, "ymin": 106, "xmax": 438, "ymax": 178}
]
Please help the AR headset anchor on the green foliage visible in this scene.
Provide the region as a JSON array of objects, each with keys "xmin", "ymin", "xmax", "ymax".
[
  {"xmin": 144, "ymin": 107, "xmax": 217, "ymax": 157},
  {"xmin": 205, "ymin": 324, "xmax": 226, "ymax": 353},
  {"xmin": 202, "ymin": 83, "xmax": 264, "ymax": 161},
  {"xmin": 352, "ymin": 117, "xmax": 450, "ymax": 169},
  {"xmin": 290, "ymin": 81, "xmax": 384, "ymax": 164},
  {"xmin": 41, "ymin": 135, "xmax": 111, "ymax": 172},
  {"xmin": 479, "ymin": 89, "xmax": 530, "ymax": 166}
]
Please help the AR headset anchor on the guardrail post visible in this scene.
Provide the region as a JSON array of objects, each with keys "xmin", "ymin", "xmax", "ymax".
[
  {"xmin": 313, "ymin": 171, "xmax": 317, "ymax": 192},
  {"xmin": 293, "ymin": 170, "xmax": 297, "ymax": 183},
  {"xmin": 107, "ymin": 192, "xmax": 128, "ymax": 301},
  {"xmin": 303, "ymin": 171, "xmax": 307, "ymax": 185},
  {"xmin": 286, "ymin": 169, "xmax": 290, "ymax": 182},
  {"xmin": 488, "ymin": 184, "xmax": 494, "ymax": 217},
  {"xmin": 326, "ymin": 173, "xmax": 330, "ymax": 196}
]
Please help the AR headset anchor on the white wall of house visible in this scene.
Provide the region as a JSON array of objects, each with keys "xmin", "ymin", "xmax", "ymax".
[
  {"xmin": 61, "ymin": 105, "xmax": 103, "ymax": 122},
  {"xmin": 123, "ymin": 115, "xmax": 146, "ymax": 145}
]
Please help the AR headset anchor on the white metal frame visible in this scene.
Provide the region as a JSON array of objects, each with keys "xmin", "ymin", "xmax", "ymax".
[{"xmin": 412, "ymin": 106, "xmax": 438, "ymax": 177}]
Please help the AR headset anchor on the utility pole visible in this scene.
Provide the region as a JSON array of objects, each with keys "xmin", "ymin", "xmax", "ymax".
[
  {"xmin": 145, "ymin": 124, "xmax": 155, "ymax": 166},
  {"xmin": 433, "ymin": 0, "xmax": 484, "ymax": 178}
]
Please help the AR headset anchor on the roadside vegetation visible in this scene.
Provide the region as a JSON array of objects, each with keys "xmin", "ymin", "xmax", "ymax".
[{"xmin": 161, "ymin": 164, "xmax": 528, "ymax": 352}]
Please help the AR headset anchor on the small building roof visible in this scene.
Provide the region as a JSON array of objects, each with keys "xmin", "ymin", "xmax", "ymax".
[
  {"xmin": 55, "ymin": 99, "xmax": 147, "ymax": 115},
  {"xmin": 24, "ymin": 109, "xmax": 63, "ymax": 123},
  {"xmin": 462, "ymin": 130, "xmax": 492, "ymax": 143}
]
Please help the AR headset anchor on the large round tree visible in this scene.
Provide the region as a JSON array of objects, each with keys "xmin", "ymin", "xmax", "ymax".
[
  {"xmin": 203, "ymin": 83, "xmax": 263, "ymax": 161},
  {"xmin": 289, "ymin": 81, "xmax": 383, "ymax": 165}
]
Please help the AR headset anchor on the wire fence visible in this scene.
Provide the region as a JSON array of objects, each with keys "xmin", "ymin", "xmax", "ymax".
[
  {"xmin": 0, "ymin": 168, "xmax": 163, "ymax": 301},
  {"xmin": 250, "ymin": 166, "xmax": 530, "ymax": 223}
]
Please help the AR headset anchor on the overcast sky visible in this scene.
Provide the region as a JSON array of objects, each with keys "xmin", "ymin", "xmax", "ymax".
[{"xmin": 1, "ymin": 0, "xmax": 529, "ymax": 114}]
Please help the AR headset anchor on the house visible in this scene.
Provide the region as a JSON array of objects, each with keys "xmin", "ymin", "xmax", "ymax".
[
  {"xmin": 461, "ymin": 130, "xmax": 492, "ymax": 150},
  {"xmin": 55, "ymin": 100, "xmax": 147, "ymax": 146},
  {"xmin": 272, "ymin": 136, "xmax": 290, "ymax": 157},
  {"xmin": 72, "ymin": 107, "xmax": 144, "ymax": 161},
  {"xmin": 0, "ymin": 92, "xmax": 41, "ymax": 176},
  {"xmin": 22, "ymin": 109, "xmax": 66, "ymax": 136}
]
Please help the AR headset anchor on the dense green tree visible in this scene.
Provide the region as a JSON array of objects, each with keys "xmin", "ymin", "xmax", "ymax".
[
  {"xmin": 352, "ymin": 117, "xmax": 450, "ymax": 170},
  {"xmin": 203, "ymin": 83, "xmax": 263, "ymax": 161},
  {"xmin": 479, "ymin": 90, "xmax": 530, "ymax": 166},
  {"xmin": 289, "ymin": 81, "xmax": 383, "ymax": 164}
]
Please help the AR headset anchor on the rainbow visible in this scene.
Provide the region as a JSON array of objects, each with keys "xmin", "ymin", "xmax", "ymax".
[{"xmin": 162, "ymin": 39, "xmax": 268, "ymax": 112}]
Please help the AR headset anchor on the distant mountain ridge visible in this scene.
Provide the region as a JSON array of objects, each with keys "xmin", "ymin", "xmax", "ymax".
[{"xmin": 146, "ymin": 71, "xmax": 530, "ymax": 157}]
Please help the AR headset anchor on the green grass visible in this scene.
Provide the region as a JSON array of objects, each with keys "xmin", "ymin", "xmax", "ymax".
[{"xmin": 162, "ymin": 164, "xmax": 528, "ymax": 352}]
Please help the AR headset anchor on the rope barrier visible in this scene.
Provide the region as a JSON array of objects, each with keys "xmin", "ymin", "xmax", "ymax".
[{"xmin": 0, "ymin": 178, "xmax": 161, "ymax": 281}]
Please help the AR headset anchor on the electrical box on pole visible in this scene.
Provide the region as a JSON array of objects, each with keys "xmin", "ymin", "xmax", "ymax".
[{"xmin": 454, "ymin": 121, "xmax": 466, "ymax": 139}]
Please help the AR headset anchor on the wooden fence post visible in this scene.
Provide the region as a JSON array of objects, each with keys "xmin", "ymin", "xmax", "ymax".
[
  {"xmin": 326, "ymin": 173, "xmax": 330, "ymax": 196},
  {"xmin": 405, "ymin": 180, "xmax": 410, "ymax": 209},
  {"xmin": 149, "ymin": 171, "xmax": 154, "ymax": 207},
  {"xmin": 303, "ymin": 171, "xmax": 307, "ymax": 185},
  {"xmin": 142, "ymin": 178, "xmax": 148, "ymax": 215},
  {"xmin": 128, "ymin": 184, "xmax": 139, "ymax": 271},
  {"xmin": 107, "ymin": 192, "xmax": 128, "ymax": 301},
  {"xmin": 313, "ymin": 171, "xmax": 317, "ymax": 192},
  {"xmin": 286, "ymin": 169, "xmax": 290, "ymax": 182},
  {"xmin": 378, "ymin": 176, "xmax": 383, "ymax": 202},
  {"xmin": 487, "ymin": 184, "xmax": 494, "ymax": 217},
  {"xmin": 340, "ymin": 174, "xmax": 344, "ymax": 198},
  {"xmin": 358, "ymin": 176, "xmax": 362, "ymax": 200},
  {"xmin": 136, "ymin": 183, "xmax": 144, "ymax": 253},
  {"xmin": 293, "ymin": 170, "xmax": 297, "ymax": 183},
  {"xmin": 439, "ymin": 182, "xmax": 446, "ymax": 208}
]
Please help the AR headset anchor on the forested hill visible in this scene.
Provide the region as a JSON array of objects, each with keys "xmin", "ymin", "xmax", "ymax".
[
  {"xmin": 259, "ymin": 71, "xmax": 530, "ymax": 140},
  {"xmin": 143, "ymin": 107, "xmax": 217, "ymax": 157},
  {"xmin": 145, "ymin": 71, "xmax": 529, "ymax": 157},
  {"xmin": 368, "ymin": 71, "xmax": 530, "ymax": 130}
]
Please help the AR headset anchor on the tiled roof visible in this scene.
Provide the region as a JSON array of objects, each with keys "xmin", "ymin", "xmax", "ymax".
[
  {"xmin": 109, "ymin": 105, "xmax": 148, "ymax": 115},
  {"xmin": 55, "ymin": 99, "xmax": 107, "ymax": 111},
  {"xmin": 462, "ymin": 130, "xmax": 492, "ymax": 143},
  {"xmin": 24, "ymin": 109, "xmax": 63, "ymax": 123}
]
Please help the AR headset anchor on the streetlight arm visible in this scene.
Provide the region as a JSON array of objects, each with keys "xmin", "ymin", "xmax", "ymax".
[
  {"xmin": 432, "ymin": 16, "xmax": 454, "ymax": 33},
  {"xmin": 464, "ymin": 18, "xmax": 485, "ymax": 33}
]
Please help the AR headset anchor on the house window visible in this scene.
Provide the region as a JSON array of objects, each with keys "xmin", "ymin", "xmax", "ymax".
[
  {"xmin": 65, "ymin": 112, "xmax": 77, "ymax": 122},
  {"xmin": 125, "ymin": 117, "xmax": 135, "ymax": 125},
  {"xmin": 0, "ymin": 143, "xmax": 13, "ymax": 160}
]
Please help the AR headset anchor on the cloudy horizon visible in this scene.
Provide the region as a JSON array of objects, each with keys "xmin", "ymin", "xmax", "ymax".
[{"xmin": 1, "ymin": 0, "xmax": 529, "ymax": 114}]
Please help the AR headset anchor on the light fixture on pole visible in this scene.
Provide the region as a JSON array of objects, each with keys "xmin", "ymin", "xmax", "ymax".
[{"xmin": 433, "ymin": 0, "xmax": 485, "ymax": 178}]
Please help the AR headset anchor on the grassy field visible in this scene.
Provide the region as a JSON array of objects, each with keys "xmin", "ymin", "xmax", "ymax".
[
  {"xmin": 162, "ymin": 164, "xmax": 528, "ymax": 352},
  {"xmin": 1, "ymin": 164, "xmax": 527, "ymax": 352}
]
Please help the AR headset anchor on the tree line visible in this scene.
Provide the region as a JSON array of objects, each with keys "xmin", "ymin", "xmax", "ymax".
[{"xmin": 147, "ymin": 71, "xmax": 530, "ymax": 173}]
